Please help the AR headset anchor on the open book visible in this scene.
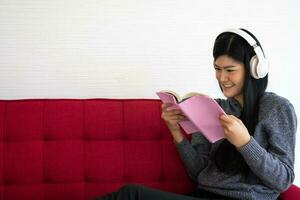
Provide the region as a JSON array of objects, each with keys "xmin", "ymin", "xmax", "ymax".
[{"xmin": 156, "ymin": 90, "xmax": 226, "ymax": 143}]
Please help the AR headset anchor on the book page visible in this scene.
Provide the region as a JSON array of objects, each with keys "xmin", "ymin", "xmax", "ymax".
[
  {"xmin": 182, "ymin": 92, "xmax": 207, "ymax": 102},
  {"xmin": 156, "ymin": 91, "xmax": 179, "ymax": 109},
  {"xmin": 156, "ymin": 91, "xmax": 201, "ymax": 134},
  {"xmin": 158, "ymin": 90, "xmax": 181, "ymax": 102}
]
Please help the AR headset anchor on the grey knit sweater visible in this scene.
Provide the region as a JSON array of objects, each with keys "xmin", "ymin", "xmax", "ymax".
[{"xmin": 176, "ymin": 92, "xmax": 297, "ymax": 200}]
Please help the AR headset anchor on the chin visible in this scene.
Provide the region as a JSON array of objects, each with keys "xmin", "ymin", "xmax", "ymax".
[{"xmin": 222, "ymin": 91, "xmax": 235, "ymax": 98}]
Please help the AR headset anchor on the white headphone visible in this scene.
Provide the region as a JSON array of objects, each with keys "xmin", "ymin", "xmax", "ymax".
[{"xmin": 226, "ymin": 28, "xmax": 269, "ymax": 79}]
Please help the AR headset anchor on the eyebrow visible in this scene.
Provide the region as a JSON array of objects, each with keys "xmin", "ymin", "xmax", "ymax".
[{"xmin": 214, "ymin": 64, "xmax": 237, "ymax": 69}]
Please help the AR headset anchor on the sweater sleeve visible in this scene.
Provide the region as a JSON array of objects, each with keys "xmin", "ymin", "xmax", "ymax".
[
  {"xmin": 238, "ymin": 102, "xmax": 297, "ymax": 192},
  {"xmin": 175, "ymin": 133, "xmax": 211, "ymax": 181}
]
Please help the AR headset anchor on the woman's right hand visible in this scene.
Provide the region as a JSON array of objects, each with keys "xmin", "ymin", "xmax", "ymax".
[{"xmin": 161, "ymin": 103, "xmax": 187, "ymax": 143}]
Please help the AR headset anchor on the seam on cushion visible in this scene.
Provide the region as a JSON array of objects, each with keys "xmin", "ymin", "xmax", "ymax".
[
  {"xmin": 158, "ymin": 101, "xmax": 164, "ymax": 184},
  {"xmin": 158, "ymin": 101, "xmax": 162, "ymax": 141},
  {"xmin": 83, "ymin": 100, "xmax": 86, "ymax": 199},
  {"xmin": 122, "ymin": 101, "xmax": 126, "ymax": 183},
  {"xmin": 3, "ymin": 103, "xmax": 7, "ymax": 142},
  {"xmin": 122, "ymin": 101, "xmax": 125, "ymax": 140},
  {"xmin": 160, "ymin": 140, "xmax": 164, "ymax": 186},
  {"xmin": 42, "ymin": 100, "xmax": 46, "ymax": 200},
  {"xmin": 3, "ymin": 102, "xmax": 6, "ymax": 141},
  {"xmin": 2, "ymin": 102, "xmax": 7, "ymax": 198},
  {"xmin": 158, "ymin": 101, "xmax": 165, "ymax": 186}
]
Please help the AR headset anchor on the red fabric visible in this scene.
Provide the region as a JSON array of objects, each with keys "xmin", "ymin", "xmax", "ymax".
[
  {"xmin": 0, "ymin": 99, "xmax": 298, "ymax": 200},
  {"xmin": 280, "ymin": 185, "xmax": 300, "ymax": 200},
  {"xmin": 0, "ymin": 99, "xmax": 194, "ymax": 200}
]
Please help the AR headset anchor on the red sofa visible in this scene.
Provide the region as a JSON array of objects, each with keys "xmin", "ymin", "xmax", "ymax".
[{"xmin": 0, "ymin": 99, "xmax": 299, "ymax": 200}]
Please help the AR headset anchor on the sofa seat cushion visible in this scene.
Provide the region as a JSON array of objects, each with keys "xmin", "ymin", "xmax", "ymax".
[{"xmin": 0, "ymin": 99, "xmax": 195, "ymax": 200}]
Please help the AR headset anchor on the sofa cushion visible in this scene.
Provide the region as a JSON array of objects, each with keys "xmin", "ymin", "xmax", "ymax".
[
  {"xmin": 280, "ymin": 185, "xmax": 300, "ymax": 200},
  {"xmin": 0, "ymin": 99, "xmax": 298, "ymax": 200},
  {"xmin": 0, "ymin": 99, "xmax": 195, "ymax": 200}
]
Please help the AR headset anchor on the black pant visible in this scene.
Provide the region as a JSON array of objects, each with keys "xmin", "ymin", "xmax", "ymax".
[{"xmin": 93, "ymin": 184, "xmax": 231, "ymax": 200}]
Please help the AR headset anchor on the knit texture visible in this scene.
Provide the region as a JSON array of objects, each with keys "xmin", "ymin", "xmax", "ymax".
[{"xmin": 176, "ymin": 92, "xmax": 297, "ymax": 200}]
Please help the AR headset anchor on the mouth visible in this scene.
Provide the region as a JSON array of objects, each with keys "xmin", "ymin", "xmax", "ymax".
[{"xmin": 222, "ymin": 84, "xmax": 235, "ymax": 89}]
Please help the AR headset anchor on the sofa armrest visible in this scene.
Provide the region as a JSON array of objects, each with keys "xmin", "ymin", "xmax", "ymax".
[{"xmin": 280, "ymin": 185, "xmax": 300, "ymax": 200}]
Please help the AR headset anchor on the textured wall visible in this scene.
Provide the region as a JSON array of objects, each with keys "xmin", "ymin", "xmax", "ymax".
[{"xmin": 0, "ymin": 0, "xmax": 299, "ymax": 184}]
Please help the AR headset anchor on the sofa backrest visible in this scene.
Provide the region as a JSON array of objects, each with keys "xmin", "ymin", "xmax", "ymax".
[{"xmin": 0, "ymin": 99, "xmax": 195, "ymax": 200}]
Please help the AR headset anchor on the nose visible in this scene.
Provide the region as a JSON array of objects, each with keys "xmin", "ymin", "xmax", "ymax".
[{"xmin": 219, "ymin": 70, "xmax": 228, "ymax": 82}]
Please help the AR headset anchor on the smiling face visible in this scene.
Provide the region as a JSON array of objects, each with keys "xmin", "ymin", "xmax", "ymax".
[{"xmin": 214, "ymin": 55, "xmax": 246, "ymax": 106}]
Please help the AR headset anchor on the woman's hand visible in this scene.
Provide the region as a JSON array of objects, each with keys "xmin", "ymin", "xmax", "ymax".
[
  {"xmin": 161, "ymin": 103, "xmax": 187, "ymax": 143},
  {"xmin": 220, "ymin": 114, "xmax": 251, "ymax": 148}
]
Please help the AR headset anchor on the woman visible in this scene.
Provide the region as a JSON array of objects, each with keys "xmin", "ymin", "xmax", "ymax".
[{"xmin": 94, "ymin": 28, "xmax": 297, "ymax": 200}]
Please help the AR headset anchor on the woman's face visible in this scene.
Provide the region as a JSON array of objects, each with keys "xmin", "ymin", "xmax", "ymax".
[{"xmin": 214, "ymin": 55, "xmax": 246, "ymax": 106}]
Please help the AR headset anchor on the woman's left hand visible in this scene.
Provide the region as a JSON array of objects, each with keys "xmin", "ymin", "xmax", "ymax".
[{"xmin": 220, "ymin": 114, "xmax": 251, "ymax": 148}]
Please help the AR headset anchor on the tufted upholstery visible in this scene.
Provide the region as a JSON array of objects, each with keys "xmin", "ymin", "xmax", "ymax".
[
  {"xmin": 0, "ymin": 99, "xmax": 195, "ymax": 200},
  {"xmin": 0, "ymin": 99, "xmax": 298, "ymax": 200}
]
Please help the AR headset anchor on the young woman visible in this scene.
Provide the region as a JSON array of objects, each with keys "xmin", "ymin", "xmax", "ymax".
[{"xmin": 94, "ymin": 28, "xmax": 297, "ymax": 200}]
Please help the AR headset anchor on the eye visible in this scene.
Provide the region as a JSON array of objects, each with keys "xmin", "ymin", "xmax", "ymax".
[
  {"xmin": 214, "ymin": 67, "xmax": 221, "ymax": 71},
  {"xmin": 226, "ymin": 69, "xmax": 234, "ymax": 72}
]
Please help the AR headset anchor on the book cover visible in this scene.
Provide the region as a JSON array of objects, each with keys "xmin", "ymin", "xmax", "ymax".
[{"xmin": 156, "ymin": 91, "xmax": 226, "ymax": 143}]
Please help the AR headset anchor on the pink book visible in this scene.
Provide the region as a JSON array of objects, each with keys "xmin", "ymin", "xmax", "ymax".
[{"xmin": 156, "ymin": 90, "xmax": 226, "ymax": 143}]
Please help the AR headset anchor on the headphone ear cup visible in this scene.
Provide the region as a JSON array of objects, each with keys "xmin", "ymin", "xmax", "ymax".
[
  {"xmin": 256, "ymin": 59, "xmax": 269, "ymax": 78},
  {"xmin": 250, "ymin": 55, "xmax": 259, "ymax": 79}
]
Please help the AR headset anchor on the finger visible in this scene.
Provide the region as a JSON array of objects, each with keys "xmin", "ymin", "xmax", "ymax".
[
  {"xmin": 165, "ymin": 113, "xmax": 186, "ymax": 119},
  {"xmin": 228, "ymin": 115, "xmax": 239, "ymax": 121},
  {"xmin": 181, "ymin": 115, "xmax": 188, "ymax": 121},
  {"xmin": 169, "ymin": 109, "xmax": 183, "ymax": 115},
  {"xmin": 161, "ymin": 103, "xmax": 174, "ymax": 109},
  {"xmin": 230, "ymin": 115, "xmax": 243, "ymax": 125},
  {"xmin": 168, "ymin": 115, "xmax": 186, "ymax": 121},
  {"xmin": 220, "ymin": 114, "xmax": 230, "ymax": 119},
  {"xmin": 220, "ymin": 114, "xmax": 232, "ymax": 124},
  {"xmin": 164, "ymin": 109, "xmax": 184, "ymax": 116},
  {"xmin": 220, "ymin": 121, "xmax": 230, "ymax": 131},
  {"xmin": 163, "ymin": 110, "xmax": 183, "ymax": 117},
  {"xmin": 223, "ymin": 125, "xmax": 233, "ymax": 136},
  {"xmin": 227, "ymin": 115, "xmax": 243, "ymax": 126},
  {"xmin": 178, "ymin": 115, "xmax": 187, "ymax": 121}
]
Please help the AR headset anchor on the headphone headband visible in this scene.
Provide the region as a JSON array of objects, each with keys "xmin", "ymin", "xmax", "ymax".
[
  {"xmin": 226, "ymin": 28, "xmax": 257, "ymax": 47},
  {"xmin": 225, "ymin": 28, "xmax": 269, "ymax": 79}
]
